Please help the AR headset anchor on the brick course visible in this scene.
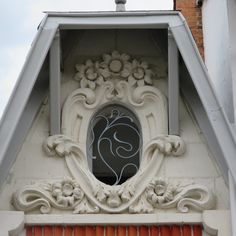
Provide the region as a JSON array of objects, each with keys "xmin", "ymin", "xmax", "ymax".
[{"xmin": 175, "ymin": 0, "xmax": 204, "ymax": 58}]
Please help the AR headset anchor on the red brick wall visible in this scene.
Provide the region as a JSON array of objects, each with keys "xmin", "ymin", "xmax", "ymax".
[{"xmin": 175, "ymin": 0, "xmax": 204, "ymax": 59}]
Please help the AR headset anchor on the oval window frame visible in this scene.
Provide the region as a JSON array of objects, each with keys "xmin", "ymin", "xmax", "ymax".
[{"xmin": 87, "ymin": 103, "xmax": 142, "ymax": 186}]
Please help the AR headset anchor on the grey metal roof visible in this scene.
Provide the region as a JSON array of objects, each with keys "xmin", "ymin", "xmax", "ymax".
[{"xmin": 0, "ymin": 11, "xmax": 235, "ymax": 188}]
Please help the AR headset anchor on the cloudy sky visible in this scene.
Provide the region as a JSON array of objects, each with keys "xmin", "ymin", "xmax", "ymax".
[{"xmin": 0, "ymin": 0, "xmax": 172, "ymax": 118}]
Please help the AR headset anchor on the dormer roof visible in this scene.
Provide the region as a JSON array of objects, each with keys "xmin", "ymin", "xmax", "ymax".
[{"xmin": 0, "ymin": 11, "xmax": 235, "ymax": 189}]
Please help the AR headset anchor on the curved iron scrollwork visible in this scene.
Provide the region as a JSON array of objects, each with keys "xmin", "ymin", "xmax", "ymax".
[{"xmin": 88, "ymin": 104, "xmax": 142, "ymax": 185}]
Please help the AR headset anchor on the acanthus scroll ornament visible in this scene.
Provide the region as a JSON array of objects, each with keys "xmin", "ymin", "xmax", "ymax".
[
  {"xmin": 13, "ymin": 134, "xmax": 214, "ymax": 214},
  {"xmin": 41, "ymin": 134, "xmax": 186, "ymax": 212},
  {"xmin": 12, "ymin": 178, "xmax": 99, "ymax": 214},
  {"xmin": 12, "ymin": 51, "xmax": 216, "ymax": 214},
  {"xmin": 93, "ymin": 183, "xmax": 135, "ymax": 208},
  {"xmin": 12, "ymin": 176, "xmax": 215, "ymax": 214},
  {"xmin": 129, "ymin": 178, "xmax": 215, "ymax": 213}
]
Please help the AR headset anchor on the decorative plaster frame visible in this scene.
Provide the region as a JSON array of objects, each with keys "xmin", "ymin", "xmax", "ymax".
[{"xmin": 13, "ymin": 52, "xmax": 215, "ymax": 215}]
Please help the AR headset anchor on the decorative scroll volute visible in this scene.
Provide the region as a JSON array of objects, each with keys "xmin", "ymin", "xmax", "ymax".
[
  {"xmin": 62, "ymin": 51, "xmax": 167, "ymax": 144},
  {"xmin": 12, "ymin": 52, "xmax": 215, "ymax": 214},
  {"xmin": 61, "ymin": 81, "xmax": 168, "ymax": 145}
]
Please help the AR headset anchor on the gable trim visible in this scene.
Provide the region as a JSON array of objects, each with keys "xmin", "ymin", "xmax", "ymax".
[
  {"xmin": 170, "ymin": 21, "xmax": 236, "ymax": 183},
  {"xmin": 0, "ymin": 11, "xmax": 235, "ymax": 192}
]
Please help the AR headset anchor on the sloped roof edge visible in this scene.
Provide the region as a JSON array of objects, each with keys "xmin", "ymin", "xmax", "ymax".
[
  {"xmin": 170, "ymin": 20, "xmax": 236, "ymax": 182},
  {"xmin": 0, "ymin": 11, "xmax": 235, "ymax": 188}
]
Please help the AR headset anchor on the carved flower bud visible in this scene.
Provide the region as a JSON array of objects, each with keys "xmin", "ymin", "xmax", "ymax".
[
  {"xmin": 73, "ymin": 186, "xmax": 84, "ymax": 200},
  {"xmin": 107, "ymin": 191, "xmax": 122, "ymax": 208},
  {"xmin": 86, "ymin": 68, "xmax": 98, "ymax": 81},
  {"xmin": 154, "ymin": 179, "xmax": 167, "ymax": 196},
  {"xmin": 151, "ymin": 193, "xmax": 159, "ymax": 204},
  {"xmin": 157, "ymin": 196, "xmax": 165, "ymax": 204},
  {"xmin": 52, "ymin": 182, "xmax": 62, "ymax": 197},
  {"xmin": 133, "ymin": 67, "xmax": 145, "ymax": 80},
  {"xmin": 155, "ymin": 184, "xmax": 166, "ymax": 196},
  {"xmin": 109, "ymin": 59, "xmax": 123, "ymax": 73},
  {"xmin": 62, "ymin": 183, "xmax": 74, "ymax": 196}
]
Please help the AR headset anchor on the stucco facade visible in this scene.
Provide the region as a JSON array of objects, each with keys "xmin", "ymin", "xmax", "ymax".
[
  {"xmin": 0, "ymin": 10, "xmax": 234, "ymax": 236},
  {"xmin": 202, "ymin": 0, "xmax": 234, "ymax": 122}
]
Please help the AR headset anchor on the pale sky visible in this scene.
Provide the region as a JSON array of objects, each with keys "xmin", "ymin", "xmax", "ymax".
[{"xmin": 0, "ymin": 0, "xmax": 173, "ymax": 119}]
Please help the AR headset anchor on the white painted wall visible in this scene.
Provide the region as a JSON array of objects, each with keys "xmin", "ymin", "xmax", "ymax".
[
  {"xmin": 0, "ymin": 82, "xmax": 229, "ymax": 212},
  {"xmin": 0, "ymin": 29, "xmax": 229, "ymax": 215},
  {"xmin": 227, "ymin": 0, "xmax": 236, "ymax": 120},
  {"xmin": 202, "ymin": 0, "xmax": 234, "ymax": 122}
]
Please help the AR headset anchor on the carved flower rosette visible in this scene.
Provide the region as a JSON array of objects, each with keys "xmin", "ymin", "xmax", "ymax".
[
  {"xmin": 12, "ymin": 52, "xmax": 215, "ymax": 214},
  {"xmin": 74, "ymin": 51, "xmax": 153, "ymax": 90}
]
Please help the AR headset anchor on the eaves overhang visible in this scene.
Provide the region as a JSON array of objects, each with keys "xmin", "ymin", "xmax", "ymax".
[
  {"xmin": 42, "ymin": 10, "xmax": 185, "ymax": 30},
  {"xmin": 0, "ymin": 11, "xmax": 235, "ymax": 189}
]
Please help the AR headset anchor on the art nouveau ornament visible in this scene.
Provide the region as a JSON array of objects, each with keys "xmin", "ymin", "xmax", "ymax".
[
  {"xmin": 130, "ymin": 178, "xmax": 216, "ymax": 213},
  {"xmin": 12, "ymin": 51, "xmax": 215, "ymax": 214},
  {"xmin": 88, "ymin": 104, "xmax": 141, "ymax": 185},
  {"xmin": 74, "ymin": 51, "xmax": 153, "ymax": 90}
]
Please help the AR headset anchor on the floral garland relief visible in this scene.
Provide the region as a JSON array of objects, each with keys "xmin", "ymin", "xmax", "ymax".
[
  {"xmin": 12, "ymin": 51, "xmax": 216, "ymax": 214},
  {"xmin": 74, "ymin": 51, "xmax": 153, "ymax": 89},
  {"xmin": 12, "ymin": 176, "xmax": 215, "ymax": 214}
]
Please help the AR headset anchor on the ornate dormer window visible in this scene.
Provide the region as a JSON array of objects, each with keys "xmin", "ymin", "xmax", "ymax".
[{"xmin": 13, "ymin": 51, "xmax": 214, "ymax": 214}]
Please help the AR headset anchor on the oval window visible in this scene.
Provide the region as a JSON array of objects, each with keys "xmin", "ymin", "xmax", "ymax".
[{"xmin": 87, "ymin": 104, "xmax": 142, "ymax": 185}]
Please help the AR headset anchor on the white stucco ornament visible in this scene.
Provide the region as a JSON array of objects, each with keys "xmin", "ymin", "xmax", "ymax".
[
  {"xmin": 130, "ymin": 178, "xmax": 215, "ymax": 213},
  {"xmin": 13, "ymin": 177, "xmax": 99, "ymax": 214},
  {"xmin": 74, "ymin": 51, "xmax": 153, "ymax": 90},
  {"xmin": 12, "ymin": 52, "xmax": 215, "ymax": 214}
]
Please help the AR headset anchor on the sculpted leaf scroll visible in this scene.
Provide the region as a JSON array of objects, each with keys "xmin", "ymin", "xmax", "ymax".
[
  {"xmin": 13, "ymin": 176, "xmax": 215, "ymax": 214},
  {"xmin": 13, "ymin": 135, "xmax": 190, "ymax": 214},
  {"xmin": 43, "ymin": 135, "xmax": 89, "ymax": 168},
  {"xmin": 12, "ymin": 52, "xmax": 216, "ymax": 214},
  {"xmin": 42, "ymin": 135, "xmax": 186, "ymax": 209},
  {"xmin": 140, "ymin": 135, "xmax": 185, "ymax": 171},
  {"xmin": 13, "ymin": 133, "xmax": 215, "ymax": 214},
  {"xmin": 93, "ymin": 183, "xmax": 135, "ymax": 208},
  {"xmin": 12, "ymin": 178, "xmax": 99, "ymax": 214},
  {"xmin": 129, "ymin": 178, "xmax": 216, "ymax": 213},
  {"xmin": 16, "ymin": 133, "xmax": 215, "ymax": 215}
]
